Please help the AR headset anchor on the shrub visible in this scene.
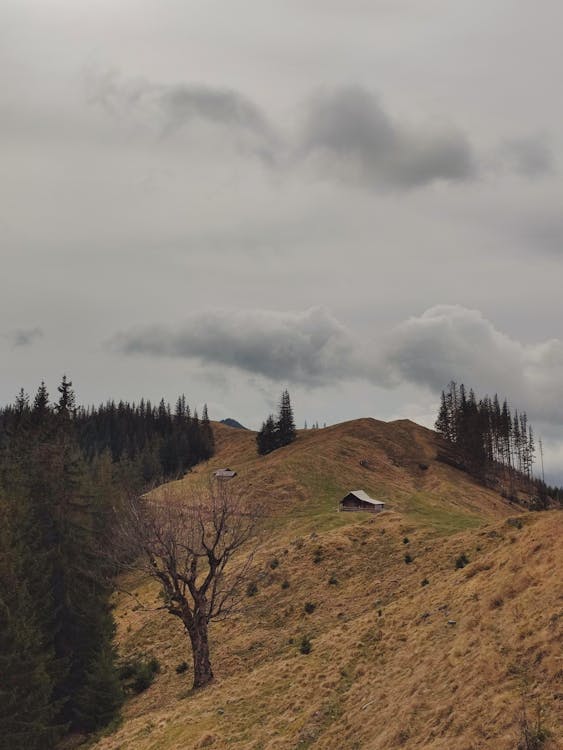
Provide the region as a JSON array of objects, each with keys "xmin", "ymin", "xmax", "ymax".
[
  {"xmin": 299, "ymin": 636, "xmax": 312, "ymax": 654},
  {"xmin": 421, "ymin": 578, "xmax": 429, "ymax": 587},
  {"xmin": 404, "ymin": 553, "xmax": 413, "ymax": 564},
  {"xmin": 518, "ymin": 701, "xmax": 551, "ymax": 750},
  {"xmin": 313, "ymin": 547, "xmax": 323, "ymax": 564},
  {"xmin": 403, "ymin": 537, "xmax": 410, "ymax": 545},
  {"xmin": 269, "ymin": 558, "xmax": 279, "ymax": 569},
  {"xmin": 304, "ymin": 602, "xmax": 316, "ymax": 614},
  {"xmin": 281, "ymin": 579, "xmax": 290, "ymax": 589},
  {"xmin": 175, "ymin": 661, "xmax": 189, "ymax": 674},
  {"xmin": 246, "ymin": 581, "xmax": 258, "ymax": 597},
  {"xmin": 328, "ymin": 574, "xmax": 338, "ymax": 585},
  {"xmin": 455, "ymin": 553, "xmax": 469, "ymax": 569},
  {"xmin": 119, "ymin": 656, "xmax": 160, "ymax": 694}
]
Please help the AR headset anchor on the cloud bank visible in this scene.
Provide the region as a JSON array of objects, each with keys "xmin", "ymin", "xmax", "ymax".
[
  {"xmin": 111, "ymin": 304, "xmax": 563, "ymax": 424},
  {"xmin": 109, "ymin": 307, "xmax": 371, "ymax": 386},
  {"xmin": 87, "ymin": 73, "xmax": 549, "ymax": 191}
]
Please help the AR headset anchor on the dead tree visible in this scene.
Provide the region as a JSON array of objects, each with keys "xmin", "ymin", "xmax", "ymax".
[{"xmin": 115, "ymin": 480, "xmax": 263, "ymax": 689}]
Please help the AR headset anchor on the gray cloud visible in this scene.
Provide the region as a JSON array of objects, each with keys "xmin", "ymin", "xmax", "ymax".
[
  {"xmin": 10, "ymin": 327, "xmax": 44, "ymax": 348},
  {"xmin": 111, "ymin": 304, "xmax": 563, "ymax": 425},
  {"xmin": 87, "ymin": 74, "xmax": 555, "ymax": 191},
  {"xmin": 298, "ymin": 86, "xmax": 477, "ymax": 189},
  {"xmin": 499, "ymin": 136, "xmax": 555, "ymax": 177},
  {"xmin": 109, "ymin": 307, "xmax": 372, "ymax": 386},
  {"xmin": 386, "ymin": 305, "xmax": 563, "ymax": 424},
  {"xmin": 86, "ymin": 69, "xmax": 278, "ymax": 160}
]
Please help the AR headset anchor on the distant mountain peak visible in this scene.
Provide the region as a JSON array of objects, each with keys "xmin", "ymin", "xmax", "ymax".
[{"xmin": 220, "ymin": 418, "xmax": 248, "ymax": 430}]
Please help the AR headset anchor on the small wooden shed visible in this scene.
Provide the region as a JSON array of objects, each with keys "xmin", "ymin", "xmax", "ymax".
[
  {"xmin": 339, "ymin": 490, "xmax": 385, "ymax": 513},
  {"xmin": 214, "ymin": 468, "xmax": 237, "ymax": 479}
]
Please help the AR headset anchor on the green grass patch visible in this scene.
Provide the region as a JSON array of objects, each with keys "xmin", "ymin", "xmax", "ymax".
[{"xmin": 402, "ymin": 493, "xmax": 482, "ymax": 535}]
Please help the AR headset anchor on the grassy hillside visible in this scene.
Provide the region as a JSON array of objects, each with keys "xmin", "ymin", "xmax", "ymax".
[{"xmin": 90, "ymin": 420, "xmax": 562, "ymax": 750}]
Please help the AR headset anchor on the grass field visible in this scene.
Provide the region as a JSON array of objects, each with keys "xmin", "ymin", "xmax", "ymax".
[{"xmin": 89, "ymin": 419, "xmax": 562, "ymax": 750}]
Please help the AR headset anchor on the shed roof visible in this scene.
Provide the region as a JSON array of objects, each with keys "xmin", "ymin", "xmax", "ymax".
[
  {"xmin": 344, "ymin": 490, "xmax": 385, "ymax": 506},
  {"xmin": 214, "ymin": 469, "xmax": 237, "ymax": 478}
]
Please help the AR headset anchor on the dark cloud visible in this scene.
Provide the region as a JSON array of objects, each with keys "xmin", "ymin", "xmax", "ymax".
[
  {"xmin": 10, "ymin": 327, "xmax": 44, "ymax": 348},
  {"xmin": 298, "ymin": 86, "xmax": 477, "ymax": 189},
  {"xmin": 500, "ymin": 136, "xmax": 555, "ymax": 177},
  {"xmin": 109, "ymin": 307, "xmax": 375, "ymax": 387}
]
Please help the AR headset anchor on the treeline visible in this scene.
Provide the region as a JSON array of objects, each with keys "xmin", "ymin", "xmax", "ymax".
[
  {"xmin": 256, "ymin": 390, "xmax": 296, "ymax": 455},
  {"xmin": 0, "ymin": 377, "xmax": 215, "ymax": 748},
  {"xmin": 1, "ymin": 386, "xmax": 214, "ymax": 492},
  {"xmin": 435, "ymin": 381, "xmax": 557, "ymax": 506}
]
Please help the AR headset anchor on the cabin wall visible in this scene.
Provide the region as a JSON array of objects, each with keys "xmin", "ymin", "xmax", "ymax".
[{"xmin": 339, "ymin": 499, "xmax": 381, "ymax": 512}]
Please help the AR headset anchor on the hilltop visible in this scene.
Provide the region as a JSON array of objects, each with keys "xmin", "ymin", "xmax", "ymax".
[{"xmin": 91, "ymin": 419, "xmax": 562, "ymax": 750}]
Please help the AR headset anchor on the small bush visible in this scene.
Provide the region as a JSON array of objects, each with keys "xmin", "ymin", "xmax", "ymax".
[
  {"xmin": 304, "ymin": 602, "xmax": 316, "ymax": 614},
  {"xmin": 246, "ymin": 581, "xmax": 258, "ymax": 597},
  {"xmin": 299, "ymin": 636, "xmax": 312, "ymax": 654},
  {"xmin": 328, "ymin": 574, "xmax": 338, "ymax": 585},
  {"xmin": 404, "ymin": 553, "xmax": 413, "ymax": 564},
  {"xmin": 119, "ymin": 656, "xmax": 160, "ymax": 694},
  {"xmin": 403, "ymin": 537, "xmax": 410, "ymax": 545},
  {"xmin": 175, "ymin": 661, "xmax": 189, "ymax": 674},
  {"xmin": 455, "ymin": 553, "xmax": 469, "ymax": 569},
  {"xmin": 421, "ymin": 578, "xmax": 429, "ymax": 587},
  {"xmin": 281, "ymin": 579, "xmax": 290, "ymax": 589},
  {"xmin": 269, "ymin": 558, "xmax": 279, "ymax": 569},
  {"xmin": 313, "ymin": 547, "xmax": 323, "ymax": 564},
  {"xmin": 508, "ymin": 518, "xmax": 524, "ymax": 530},
  {"xmin": 518, "ymin": 701, "xmax": 551, "ymax": 750}
]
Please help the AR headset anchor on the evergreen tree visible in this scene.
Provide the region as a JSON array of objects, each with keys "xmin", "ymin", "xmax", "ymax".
[
  {"xmin": 0, "ymin": 493, "xmax": 59, "ymax": 750},
  {"xmin": 256, "ymin": 415, "xmax": 278, "ymax": 455},
  {"xmin": 277, "ymin": 390, "xmax": 296, "ymax": 447}
]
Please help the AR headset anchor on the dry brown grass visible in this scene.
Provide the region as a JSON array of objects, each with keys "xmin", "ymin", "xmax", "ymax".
[{"xmin": 91, "ymin": 420, "xmax": 562, "ymax": 750}]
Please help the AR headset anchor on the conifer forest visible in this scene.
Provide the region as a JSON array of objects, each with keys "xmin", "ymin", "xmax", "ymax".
[{"xmin": 0, "ymin": 377, "xmax": 215, "ymax": 748}]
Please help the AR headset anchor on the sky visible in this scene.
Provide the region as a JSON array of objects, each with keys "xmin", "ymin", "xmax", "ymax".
[{"xmin": 2, "ymin": 0, "xmax": 563, "ymax": 481}]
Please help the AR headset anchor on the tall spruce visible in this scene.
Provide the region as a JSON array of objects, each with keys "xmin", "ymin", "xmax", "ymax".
[
  {"xmin": 277, "ymin": 390, "xmax": 296, "ymax": 447},
  {"xmin": 256, "ymin": 390, "xmax": 297, "ymax": 455}
]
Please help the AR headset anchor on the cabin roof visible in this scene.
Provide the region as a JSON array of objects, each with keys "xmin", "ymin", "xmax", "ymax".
[
  {"xmin": 214, "ymin": 468, "xmax": 237, "ymax": 478},
  {"xmin": 343, "ymin": 490, "xmax": 385, "ymax": 506}
]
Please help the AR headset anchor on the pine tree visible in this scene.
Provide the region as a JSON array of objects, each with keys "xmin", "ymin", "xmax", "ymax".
[
  {"xmin": 0, "ymin": 493, "xmax": 59, "ymax": 750},
  {"xmin": 55, "ymin": 376, "xmax": 75, "ymax": 420},
  {"xmin": 256, "ymin": 415, "xmax": 278, "ymax": 455},
  {"xmin": 201, "ymin": 404, "xmax": 215, "ymax": 457},
  {"xmin": 435, "ymin": 390, "xmax": 450, "ymax": 440},
  {"xmin": 33, "ymin": 381, "xmax": 49, "ymax": 418},
  {"xmin": 277, "ymin": 390, "xmax": 296, "ymax": 447}
]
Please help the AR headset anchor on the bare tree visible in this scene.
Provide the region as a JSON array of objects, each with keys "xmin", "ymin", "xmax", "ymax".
[{"xmin": 114, "ymin": 480, "xmax": 263, "ymax": 689}]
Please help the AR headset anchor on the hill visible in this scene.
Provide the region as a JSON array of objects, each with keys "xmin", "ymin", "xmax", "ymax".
[{"xmin": 91, "ymin": 419, "xmax": 562, "ymax": 750}]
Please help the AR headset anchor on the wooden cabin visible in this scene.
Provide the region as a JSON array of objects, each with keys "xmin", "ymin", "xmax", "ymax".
[{"xmin": 339, "ymin": 490, "xmax": 385, "ymax": 513}]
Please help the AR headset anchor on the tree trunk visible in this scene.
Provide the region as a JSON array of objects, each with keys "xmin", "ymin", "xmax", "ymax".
[{"xmin": 188, "ymin": 619, "xmax": 214, "ymax": 689}]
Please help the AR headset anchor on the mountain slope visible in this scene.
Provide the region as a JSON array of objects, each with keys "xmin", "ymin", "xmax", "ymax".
[
  {"xmin": 185, "ymin": 418, "xmax": 521, "ymax": 534},
  {"xmin": 91, "ymin": 419, "xmax": 562, "ymax": 750}
]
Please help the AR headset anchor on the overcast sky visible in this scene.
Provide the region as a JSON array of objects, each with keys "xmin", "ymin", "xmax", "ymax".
[{"xmin": 2, "ymin": 1, "xmax": 563, "ymax": 481}]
